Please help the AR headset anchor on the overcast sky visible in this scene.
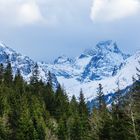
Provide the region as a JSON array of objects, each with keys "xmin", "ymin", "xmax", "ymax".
[{"xmin": 0, "ymin": 0, "xmax": 140, "ymax": 62}]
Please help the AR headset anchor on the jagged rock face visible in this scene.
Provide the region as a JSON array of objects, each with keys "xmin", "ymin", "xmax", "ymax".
[
  {"xmin": 79, "ymin": 40, "xmax": 130, "ymax": 82},
  {"xmin": 0, "ymin": 42, "xmax": 59, "ymax": 88}
]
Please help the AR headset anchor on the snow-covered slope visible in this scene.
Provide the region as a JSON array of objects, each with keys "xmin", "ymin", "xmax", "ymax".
[
  {"xmin": 0, "ymin": 42, "xmax": 58, "ymax": 88},
  {"xmin": 56, "ymin": 52, "xmax": 140, "ymax": 101},
  {"xmin": 45, "ymin": 40, "xmax": 139, "ymax": 101}
]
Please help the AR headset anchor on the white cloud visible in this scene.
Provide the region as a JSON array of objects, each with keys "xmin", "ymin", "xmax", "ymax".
[
  {"xmin": 0, "ymin": 0, "xmax": 91, "ymax": 27},
  {"xmin": 90, "ymin": 0, "xmax": 140, "ymax": 22},
  {"xmin": 0, "ymin": 0, "xmax": 44, "ymax": 26},
  {"xmin": 17, "ymin": 2, "xmax": 43, "ymax": 25}
]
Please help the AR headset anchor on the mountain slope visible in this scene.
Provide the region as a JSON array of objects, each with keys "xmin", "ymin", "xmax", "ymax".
[
  {"xmin": 46, "ymin": 40, "xmax": 129, "ymax": 81},
  {"xmin": 0, "ymin": 42, "xmax": 58, "ymax": 88},
  {"xmin": 46, "ymin": 40, "xmax": 139, "ymax": 101}
]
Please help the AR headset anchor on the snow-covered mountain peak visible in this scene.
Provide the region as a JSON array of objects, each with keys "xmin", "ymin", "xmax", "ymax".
[
  {"xmin": 95, "ymin": 40, "xmax": 127, "ymax": 57},
  {"xmin": 54, "ymin": 55, "xmax": 73, "ymax": 64},
  {"xmin": 96, "ymin": 40, "xmax": 130, "ymax": 58},
  {"xmin": 79, "ymin": 40, "xmax": 129, "ymax": 59},
  {"xmin": 0, "ymin": 42, "xmax": 59, "ymax": 88},
  {"xmin": 79, "ymin": 40, "xmax": 117, "ymax": 58},
  {"xmin": 77, "ymin": 41, "xmax": 130, "ymax": 82},
  {"xmin": 47, "ymin": 40, "xmax": 131, "ymax": 83}
]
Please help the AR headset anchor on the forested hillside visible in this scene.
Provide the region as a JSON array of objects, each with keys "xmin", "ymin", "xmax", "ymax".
[{"xmin": 0, "ymin": 62, "xmax": 140, "ymax": 140}]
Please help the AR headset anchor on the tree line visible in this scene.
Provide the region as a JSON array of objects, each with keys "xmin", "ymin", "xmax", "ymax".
[{"xmin": 0, "ymin": 62, "xmax": 140, "ymax": 140}]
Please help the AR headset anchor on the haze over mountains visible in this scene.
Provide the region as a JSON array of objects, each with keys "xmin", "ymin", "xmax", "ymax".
[{"xmin": 0, "ymin": 40, "xmax": 140, "ymax": 102}]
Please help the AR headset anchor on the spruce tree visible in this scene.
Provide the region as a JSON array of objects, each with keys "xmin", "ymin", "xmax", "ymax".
[
  {"xmin": 48, "ymin": 71, "xmax": 53, "ymax": 86},
  {"xmin": 0, "ymin": 63, "xmax": 4, "ymax": 84},
  {"xmin": 3, "ymin": 62, "xmax": 13, "ymax": 86},
  {"xmin": 14, "ymin": 69, "xmax": 24, "ymax": 94},
  {"xmin": 97, "ymin": 84, "xmax": 106, "ymax": 111},
  {"xmin": 54, "ymin": 84, "xmax": 69, "ymax": 120},
  {"xmin": 30, "ymin": 63, "xmax": 40, "ymax": 95},
  {"xmin": 30, "ymin": 63, "xmax": 39, "ymax": 85},
  {"xmin": 127, "ymin": 68, "xmax": 140, "ymax": 140},
  {"xmin": 111, "ymin": 85, "xmax": 132, "ymax": 140},
  {"xmin": 43, "ymin": 71, "xmax": 55, "ymax": 116},
  {"xmin": 45, "ymin": 88, "xmax": 55, "ymax": 116},
  {"xmin": 69, "ymin": 95, "xmax": 79, "ymax": 116},
  {"xmin": 78, "ymin": 89, "xmax": 90, "ymax": 140},
  {"xmin": 57, "ymin": 116, "xmax": 68, "ymax": 140},
  {"xmin": 69, "ymin": 115, "xmax": 81, "ymax": 140},
  {"xmin": 90, "ymin": 84, "xmax": 111, "ymax": 140},
  {"xmin": 79, "ymin": 89, "xmax": 89, "ymax": 116}
]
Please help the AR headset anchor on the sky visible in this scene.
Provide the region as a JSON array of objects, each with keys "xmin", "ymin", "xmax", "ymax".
[{"xmin": 0, "ymin": 0, "xmax": 140, "ymax": 62}]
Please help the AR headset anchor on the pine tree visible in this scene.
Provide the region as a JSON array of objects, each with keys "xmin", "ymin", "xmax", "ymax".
[
  {"xmin": 42, "ymin": 71, "xmax": 55, "ymax": 116},
  {"xmin": 0, "ymin": 63, "xmax": 4, "ymax": 84},
  {"xmin": 3, "ymin": 63, "xmax": 13, "ymax": 86},
  {"xmin": 48, "ymin": 71, "xmax": 53, "ymax": 86},
  {"xmin": 78, "ymin": 89, "xmax": 90, "ymax": 140},
  {"xmin": 57, "ymin": 116, "xmax": 68, "ymax": 140},
  {"xmin": 30, "ymin": 63, "xmax": 39, "ymax": 85},
  {"xmin": 111, "ymin": 84, "xmax": 132, "ymax": 140},
  {"xmin": 0, "ymin": 85, "xmax": 11, "ymax": 139},
  {"xmin": 43, "ymin": 82, "xmax": 55, "ymax": 116},
  {"xmin": 68, "ymin": 95, "xmax": 81, "ymax": 140},
  {"xmin": 8, "ymin": 89, "xmax": 21, "ymax": 139},
  {"xmin": 96, "ymin": 84, "xmax": 106, "ymax": 111},
  {"xmin": 16, "ymin": 95, "xmax": 36, "ymax": 140},
  {"xmin": 79, "ymin": 89, "xmax": 89, "ymax": 116},
  {"xmin": 126, "ymin": 67, "xmax": 140, "ymax": 140},
  {"xmin": 54, "ymin": 84, "xmax": 69, "ymax": 120},
  {"xmin": 90, "ymin": 84, "xmax": 111, "ymax": 140},
  {"xmin": 14, "ymin": 69, "xmax": 25, "ymax": 94},
  {"xmin": 30, "ymin": 63, "xmax": 41, "ymax": 96},
  {"xmin": 69, "ymin": 115, "xmax": 81, "ymax": 140},
  {"xmin": 69, "ymin": 95, "xmax": 79, "ymax": 116}
]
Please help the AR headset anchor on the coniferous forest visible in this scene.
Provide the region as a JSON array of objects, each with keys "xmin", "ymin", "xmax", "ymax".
[{"xmin": 0, "ymin": 62, "xmax": 140, "ymax": 140}]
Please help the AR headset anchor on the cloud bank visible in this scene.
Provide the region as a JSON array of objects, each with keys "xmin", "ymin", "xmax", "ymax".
[
  {"xmin": 0, "ymin": 0, "xmax": 90, "ymax": 27},
  {"xmin": 0, "ymin": 0, "xmax": 139, "ymax": 26},
  {"xmin": 90, "ymin": 0, "xmax": 140, "ymax": 22}
]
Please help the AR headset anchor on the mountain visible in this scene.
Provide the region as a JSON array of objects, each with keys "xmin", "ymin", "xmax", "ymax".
[
  {"xmin": 0, "ymin": 40, "xmax": 139, "ymax": 103},
  {"xmin": 78, "ymin": 40, "xmax": 129, "ymax": 81},
  {"xmin": 46, "ymin": 40, "xmax": 129, "ymax": 80},
  {"xmin": 46, "ymin": 40, "xmax": 139, "ymax": 101},
  {"xmin": 0, "ymin": 42, "xmax": 58, "ymax": 88}
]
